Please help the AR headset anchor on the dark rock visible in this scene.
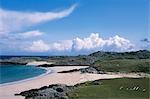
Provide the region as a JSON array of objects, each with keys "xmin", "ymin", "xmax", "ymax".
[
  {"xmin": 58, "ymin": 69, "xmax": 79, "ymax": 73},
  {"xmin": 59, "ymin": 96, "xmax": 69, "ymax": 99},
  {"xmin": 90, "ymin": 80, "xmax": 101, "ymax": 85},
  {"xmin": 80, "ymin": 67, "xmax": 100, "ymax": 74},
  {"xmin": 56, "ymin": 88, "xmax": 63, "ymax": 92},
  {"xmin": 17, "ymin": 84, "xmax": 72, "ymax": 99},
  {"xmin": 38, "ymin": 64, "xmax": 55, "ymax": 67}
]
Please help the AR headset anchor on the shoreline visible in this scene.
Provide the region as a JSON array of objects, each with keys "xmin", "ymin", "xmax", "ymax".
[
  {"xmin": 0, "ymin": 61, "xmax": 148, "ymax": 99},
  {"xmin": 0, "ymin": 61, "xmax": 89, "ymax": 86},
  {"xmin": 0, "ymin": 65, "xmax": 91, "ymax": 99},
  {"xmin": 0, "ymin": 66, "xmax": 53, "ymax": 87}
]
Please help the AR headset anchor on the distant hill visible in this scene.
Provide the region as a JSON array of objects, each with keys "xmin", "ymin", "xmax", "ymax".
[
  {"xmin": 89, "ymin": 50, "xmax": 150, "ymax": 60},
  {"xmin": 89, "ymin": 50, "xmax": 150, "ymax": 73},
  {"xmin": 0, "ymin": 50, "xmax": 150, "ymax": 73}
]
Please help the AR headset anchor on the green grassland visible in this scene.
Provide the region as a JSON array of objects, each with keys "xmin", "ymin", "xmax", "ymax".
[
  {"xmin": 93, "ymin": 59, "xmax": 150, "ymax": 73},
  {"xmin": 68, "ymin": 78, "xmax": 149, "ymax": 99}
]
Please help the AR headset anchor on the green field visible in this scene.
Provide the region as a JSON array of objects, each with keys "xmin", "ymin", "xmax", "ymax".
[
  {"xmin": 93, "ymin": 59, "xmax": 150, "ymax": 73},
  {"xmin": 68, "ymin": 78, "xmax": 149, "ymax": 99}
]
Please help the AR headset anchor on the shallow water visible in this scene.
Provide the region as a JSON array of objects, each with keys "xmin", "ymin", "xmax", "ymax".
[{"xmin": 0, "ymin": 65, "xmax": 46, "ymax": 84}]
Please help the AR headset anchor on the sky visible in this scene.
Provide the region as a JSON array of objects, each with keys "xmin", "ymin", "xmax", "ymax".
[{"xmin": 0, "ymin": 0, "xmax": 149, "ymax": 55}]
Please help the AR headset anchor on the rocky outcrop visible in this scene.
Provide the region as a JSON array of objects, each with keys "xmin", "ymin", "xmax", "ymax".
[
  {"xmin": 58, "ymin": 69, "xmax": 79, "ymax": 73},
  {"xmin": 15, "ymin": 84, "xmax": 73, "ymax": 99},
  {"xmin": 16, "ymin": 80, "xmax": 102, "ymax": 99},
  {"xmin": 58, "ymin": 67, "xmax": 105, "ymax": 74},
  {"xmin": 38, "ymin": 64, "xmax": 55, "ymax": 67},
  {"xmin": 80, "ymin": 67, "xmax": 102, "ymax": 74},
  {"xmin": 0, "ymin": 61, "xmax": 27, "ymax": 65}
]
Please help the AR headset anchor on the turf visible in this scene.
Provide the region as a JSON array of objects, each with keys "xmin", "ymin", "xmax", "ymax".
[
  {"xmin": 93, "ymin": 59, "xmax": 150, "ymax": 73},
  {"xmin": 68, "ymin": 78, "xmax": 149, "ymax": 99}
]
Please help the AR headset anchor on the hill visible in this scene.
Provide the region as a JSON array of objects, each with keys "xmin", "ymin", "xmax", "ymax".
[{"xmin": 0, "ymin": 50, "xmax": 150, "ymax": 73}]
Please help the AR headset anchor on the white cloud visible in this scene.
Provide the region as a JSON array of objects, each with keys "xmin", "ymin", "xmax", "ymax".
[
  {"xmin": 24, "ymin": 33, "xmax": 134, "ymax": 52},
  {"xmin": 104, "ymin": 35, "xmax": 134, "ymax": 51},
  {"xmin": 49, "ymin": 40, "xmax": 73, "ymax": 51},
  {"xmin": 25, "ymin": 40, "xmax": 50, "ymax": 52},
  {"xmin": 19, "ymin": 30, "xmax": 44, "ymax": 38},
  {"xmin": 25, "ymin": 40, "xmax": 72, "ymax": 52},
  {"xmin": 72, "ymin": 33, "xmax": 134, "ymax": 52},
  {"xmin": 72, "ymin": 33, "xmax": 105, "ymax": 50},
  {"xmin": 0, "ymin": 4, "xmax": 77, "ymax": 35}
]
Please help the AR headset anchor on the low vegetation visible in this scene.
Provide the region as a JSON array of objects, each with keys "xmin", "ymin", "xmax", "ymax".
[
  {"xmin": 93, "ymin": 59, "xmax": 150, "ymax": 73},
  {"xmin": 17, "ymin": 78, "xmax": 149, "ymax": 99},
  {"xmin": 68, "ymin": 78, "xmax": 149, "ymax": 99}
]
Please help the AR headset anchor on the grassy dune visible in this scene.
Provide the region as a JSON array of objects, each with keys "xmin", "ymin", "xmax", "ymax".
[
  {"xmin": 68, "ymin": 78, "xmax": 149, "ymax": 99},
  {"xmin": 93, "ymin": 59, "xmax": 150, "ymax": 73}
]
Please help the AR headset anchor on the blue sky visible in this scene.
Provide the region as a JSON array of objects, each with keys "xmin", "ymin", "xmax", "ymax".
[{"xmin": 0, "ymin": 0, "xmax": 149, "ymax": 55}]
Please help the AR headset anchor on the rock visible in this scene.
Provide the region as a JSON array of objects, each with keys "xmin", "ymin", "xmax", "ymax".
[
  {"xmin": 90, "ymin": 80, "xmax": 101, "ymax": 85},
  {"xmin": 56, "ymin": 88, "xmax": 64, "ymax": 92},
  {"xmin": 80, "ymin": 67, "xmax": 100, "ymax": 74},
  {"xmin": 38, "ymin": 64, "xmax": 55, "ymax": 67},
  {"xmin": 142, "ymin": 89, "xmax": 146, "ymax": 92},
  {"xmin": 119, "ymin": 86, "xmax": 123, "ymax": 90},
  {"xmin": 60, "ymin": 96, "xmax": 69, "ymax": 99},
  {"xmin": 17, "ymin": 84, "xmax": 72, "ymax": 99},
  {"xmin": 135, "ymin": 87, "xmax": 139, "ymax": 91},
  {"xmin": 133, "ymin": 87, "xmax": 136, "ymax": 90}
]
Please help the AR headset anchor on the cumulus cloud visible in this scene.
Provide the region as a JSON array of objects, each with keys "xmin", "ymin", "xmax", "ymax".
[
  {"xmin": 72, "ymin": 33, "xmax": 134, "ymax": 52},
  {"xmin": 19, "ymin": 30, "xmax": 44, "ymax": 38},
  {"xmin": 49, "ymin": 40, "xmax": 73, "ymax": 51},
  {"xmin": 104, "ymin": 35, "xmax": 134, "ymax": 51},
  {"xmin": 72, "ymin": 33, "xmax": 105, "ymax": 50},
  {"xmin": 25, "ymin": 40, "xmax": 72, "ymax": 52},
  {"xmin": 0, "ymin": 4, "xmax": 77, "ymax": 35},
  {"xmin": 25, "ymin": 40, "xmax": 50, "ymax": 52},
  {"xmin": 24, "ymin": 33, "xmax": 134, "ymax": 52}
]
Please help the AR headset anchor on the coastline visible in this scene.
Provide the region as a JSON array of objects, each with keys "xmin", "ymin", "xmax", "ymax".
[
  {"xmin": 0, "ymin": 61, "xmax": 147, "ymax": 99},
  {"xmin": 0, "ymin": 66, "xmax": 52, "ymax": 87},
  {"xmin": 0, "ymin": 61, "xmax": 88, "ymax": 87}
]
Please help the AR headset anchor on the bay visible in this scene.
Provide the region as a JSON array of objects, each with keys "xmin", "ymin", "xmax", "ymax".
[{"xmin": 0, "ymin": 65, "xmax": 46, "ymax": 84}]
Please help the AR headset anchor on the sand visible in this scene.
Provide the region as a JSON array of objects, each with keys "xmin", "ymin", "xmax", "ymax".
[
  {"xmin": 26, "ymin": 61, "xmax": 54, "ymax": 66},
  {"xmin": 0, "ymin": 66, "xmax": 143, "ymax": 99}
]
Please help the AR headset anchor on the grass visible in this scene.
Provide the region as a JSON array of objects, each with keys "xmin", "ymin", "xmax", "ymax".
[
  {"xmin": 93, "ymin": 59, "xmax": 150, "ymax": 73},
  {"xmin": 68, "ymin": 78, "xmax": 149, "ymax": 99}
]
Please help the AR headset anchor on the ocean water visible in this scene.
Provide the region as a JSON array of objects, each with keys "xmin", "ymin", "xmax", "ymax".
[{"xmin": 0, "ymin": 65, "xmax": 46, "ymax": 84}]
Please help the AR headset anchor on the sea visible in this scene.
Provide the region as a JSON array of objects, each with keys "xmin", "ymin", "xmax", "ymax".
[{"xmin": 0, "ymin": 65, "xmax": 47, "ymax": 84}]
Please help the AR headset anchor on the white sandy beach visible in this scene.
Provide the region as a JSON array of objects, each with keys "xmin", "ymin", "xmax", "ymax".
[
  {"xmin": 0, "ymin": 63, "xmax": 144, "ymax": 99},
  {"xmin": 26, "ymin": 61, "xmax": 54, "ymax": 66}
]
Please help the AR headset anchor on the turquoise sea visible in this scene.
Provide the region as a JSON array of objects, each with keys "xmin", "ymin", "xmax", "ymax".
[{"xmin": 0, "ymin": 65, "xmax": 46, "ymax": 84}]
